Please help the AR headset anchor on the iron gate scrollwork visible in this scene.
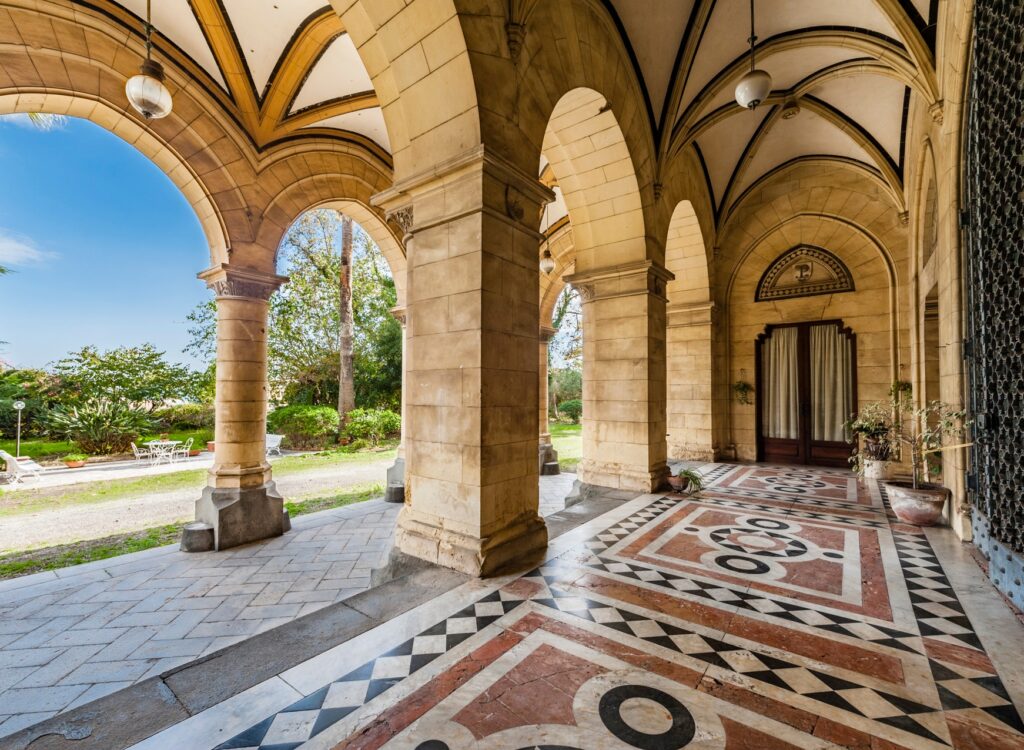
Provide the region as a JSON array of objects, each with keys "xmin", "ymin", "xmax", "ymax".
[{"xmin": 965, "ymin": 0, "xmax": 1024, "ymax": 554}]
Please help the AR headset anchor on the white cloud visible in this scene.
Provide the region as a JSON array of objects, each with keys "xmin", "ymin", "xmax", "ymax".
[
  {"xmin": 0, "ymin": 113, "xmax": 67, "ymax": 131},
  {"xmin": 0, "ymin": 230, "xmax": 56, "ymax": 267}
]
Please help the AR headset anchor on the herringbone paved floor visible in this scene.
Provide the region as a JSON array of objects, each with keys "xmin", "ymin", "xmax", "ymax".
[{"xmin": 0, "ymin": 473, "xmax": 576, "ymax": 738}]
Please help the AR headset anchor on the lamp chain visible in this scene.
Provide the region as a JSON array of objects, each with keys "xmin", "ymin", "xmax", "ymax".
[
  {"xmin": 748, "ymin": 0, "xmax": 757, "ymax": 72},
  {"xmin": 145, "ymin": 0, "xmax": 153, "ymax": 60}
]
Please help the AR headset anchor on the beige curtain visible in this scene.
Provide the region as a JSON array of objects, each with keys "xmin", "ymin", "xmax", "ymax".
[
  {"xmin": 763, "ymin": 327, "xmax": 799, "ymax": 439},
  {"xmin": 810, "ymin": 324, "xmax": 853, "ymax": 442}
]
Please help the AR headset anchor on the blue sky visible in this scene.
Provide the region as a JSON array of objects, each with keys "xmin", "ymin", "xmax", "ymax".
[{"xmin": 0, "ymin": 115, "xmax": 210, "ymax": 369}]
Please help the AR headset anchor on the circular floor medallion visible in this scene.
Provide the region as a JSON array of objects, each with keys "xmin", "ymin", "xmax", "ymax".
[
  {"xmin": 711, "ymin": 554, "xmax": 772, "ymax": 575},
  {"xmin": 599, "ymin": 684, "xmax": 696, "ymax": 749}
]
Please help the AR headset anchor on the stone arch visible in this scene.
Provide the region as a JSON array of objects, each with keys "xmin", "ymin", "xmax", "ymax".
[
  {"xmin": 665, "ymin": 200, "xmax": 716, "ymax": 461},
  {"xmin": 333, "ymin": 0, "xmax": 481, "ymax": 179},
  {"xmin": 541, "ymin": 88, "xmax": 647, "ymax": 272}
]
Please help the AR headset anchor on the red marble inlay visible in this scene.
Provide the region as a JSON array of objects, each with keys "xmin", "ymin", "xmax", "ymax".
[
  {"xmin": 452, "ymin": 643, "xmax": 605, "ymax": 740},
  {"xmin": 922, "ymin": 638, "xmax": 995, "ymax": 674},
  {"xmin": 947, "ymin": 712, "xmax": 1024, "ymax": 750},
  {"xmin": 721, "ymin": 717, "xmax": 807, "ymax": 749},
  {"xmin": 573, "ymin": 572, "xmax": 907, "ymax": 684},
  {"xmin": 615, "ymin": 502, "xmax": 894, "ymax": 621},
  {"xmin": 715, "ymin": 466, "xmax": 865, "ymax": 503}
]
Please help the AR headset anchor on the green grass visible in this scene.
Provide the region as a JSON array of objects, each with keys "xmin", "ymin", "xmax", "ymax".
[
  {"xmin": 549, "ymin": 422, "xmax": 581, "ymax": 472},
  {"xmin": 0, "ymin": 428, "xmax": 213, "ymax": 463},
  {"xmin": 0, "ymin": 444, "xmax": 397, "ymax": 518},
  {"xmin": 0, "ymin": 482, "xmax": 383, "ymax": 580}
]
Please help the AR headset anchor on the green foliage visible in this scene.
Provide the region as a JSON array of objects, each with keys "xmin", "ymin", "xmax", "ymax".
[
  {"xmin": 674, "ymin": 468, "xmax": 704, "ymax": 491},
  {"xmin": 346, "ymin": 438, "xmax": 370, "ymax": 452},
  {"xmin": 154, "ymin": 403, "xmax": 214, "ymax": 430},
  {"xmin": 550, "ymin": 367, "xmax": 582, "ymax": 412},
  {"xmin": 43, "ymin": 400, "xmax": 153, "ymax": 455},
  {"xmin": 550, "ymin": 286, "xmax": 582, "ymax": 368},
  {"xmin": 52, "ymin": 345, "xmax": 204, "ymax": 409},
  {"xmin": 0, "ymin": 368, "xmax": 59, "ymax": 437},
  {"xmin": 343, "ymin": 408, "xmax": 400, "ymax": 445},
  {"xmin": 62, "ymin": 453, "xmax": 88, "ymax": 462},
  {"xmin": 185, "ymin": 211, "xmax": 403, "ymax": 411},
  {"xmin": 558, "ymin": 399, "xmax": 583, "ymax": 423},
  {"xmin": 268, "ymin": 405, "xmax": 339, "ymax": 450}
]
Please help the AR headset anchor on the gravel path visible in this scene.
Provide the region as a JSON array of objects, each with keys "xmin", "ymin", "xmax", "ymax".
[{"xmin": 0, "ymin": 459, "xmax": 393, "ymax": 553}]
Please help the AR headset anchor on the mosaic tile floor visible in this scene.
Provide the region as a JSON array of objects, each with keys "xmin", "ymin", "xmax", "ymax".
[{"xmin": 134, "ymin": 465, "xmax": 1024, "ymax": 750}]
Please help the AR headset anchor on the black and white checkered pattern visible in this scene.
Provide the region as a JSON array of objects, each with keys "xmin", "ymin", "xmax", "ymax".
[
  {"xmin": 581, "ymin": 555, "xmax": 924, "ymax": 654},
  {"xmin": 531, "ymin": 583, "xmax": 948, "ymax": 744},
  {"xmin": 213, "ymin": 590, "xmax": 526, "ymax": 750}
]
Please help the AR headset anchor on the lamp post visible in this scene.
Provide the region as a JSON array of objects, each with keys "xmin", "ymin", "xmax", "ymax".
[{"xmin": 12, "ymin": 401, "xmax": 24, "ymax": 458}]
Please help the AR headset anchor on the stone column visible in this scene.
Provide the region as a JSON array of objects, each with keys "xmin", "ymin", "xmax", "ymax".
[
  {"xmin": 183, "ymin": 264, "xmax": 288, "ymax": 552},
  {"xmin": 667, "ymin": 301, "xmax": 716, "ymax": 461},
  {"xmin": 385, "ymin": 304, "xmax": 407, "ymax": 502},
  {"xmin": 375, "ymin": 148, "xmax": 554, "ymax": 576},
  {"xmin": 538, "ymin": 325, "xmax": 559, "ymax": 474},
  {"xmin": 565, "ymin": 261, "xmax": 673, "ymax": 495}
]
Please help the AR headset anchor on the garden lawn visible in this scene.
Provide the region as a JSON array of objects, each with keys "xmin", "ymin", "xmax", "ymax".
[
  {"xmin": 0, "ymin": 482, "xmax": 383, "ymax": 579},
  {"xmin": 0, "ymin": 428, "xmax": 214, "ymax": 463},
  {"xmin": 0, "ymin": 443, "xmax": 397, "ymax": 517},
  {"xmin": 550, "ymin": 422, "xmax": 581, "ymax": 472}
]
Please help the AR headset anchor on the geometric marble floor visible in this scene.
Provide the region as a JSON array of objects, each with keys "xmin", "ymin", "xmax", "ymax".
[{"xmin": 128, "ymin": 464, "xmax": 1024, "ymax": 750}]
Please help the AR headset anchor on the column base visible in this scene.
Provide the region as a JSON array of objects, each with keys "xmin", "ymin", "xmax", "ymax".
[
  {"xmin": 564, "ymin": 480, "xmax": 644, "ymax": 508},
  {"xmin": 578, "ymin": 459, "xmax": 670, "ymax": 493},
  {"xmin": 385, "ymin": 456, "xmax": 405, "ymax": 503},
  {"xmin": 190, "ymin": 481, "xmax": 288, "ymax": 551},
  {"xmin": 394, "ymin": 506, "xmax": 548, "ymax": 576},
  {"xmin": 539, "ymin": 442, "xmax": 560, "ymax": 475}
]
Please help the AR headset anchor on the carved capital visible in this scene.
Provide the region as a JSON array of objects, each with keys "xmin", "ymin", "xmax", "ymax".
[
  {"xmin": 391, "ymin": 305, "xmax": 407, "ymax": 327},
  {"xmin": 198, "ymin": 264, "xmax": 287, "ymax": 301},
  {"xmin": 898, "ymin": 211, "xmax": 910, "ymax": 226},
  {"xmin": 929, "ymin": 100, "xmax": 944, "ymax": 125},
  {"xmin": 505, "ymin": 21, "xmax": 526, "ymax": 63},
  {"xmin": 565, "ymin": 260, "xmax": 674, "ymax": 304},
  {"xmin": 539, "ymin": 325, "xmax": 557, "ymax": 343},
  {"xmin": 387, "ymin": 206, "xmax": 414, "ymax": 238}
]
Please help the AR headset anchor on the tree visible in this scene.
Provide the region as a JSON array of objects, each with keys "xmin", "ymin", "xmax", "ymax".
[
  {"xmin": 52, "ymin": 344, "xmax": 202, "ymax": 409},
  {"xmin": 548, "ymin": 286, "xmax": 582, "ymax": 419},
  {"xmin": 183, "ymin": 211, "xmax": 402, "ymax": 411},
  {"xmin": 339, "ymin": 216, "xmax": 356, "ymax": 423}
]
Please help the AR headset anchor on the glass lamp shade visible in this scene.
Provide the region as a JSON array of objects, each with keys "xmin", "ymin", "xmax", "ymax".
[
  {"xmin": 734, "ymin": 69, "xmax": 772, "ymax": 110},
  {"xmin": 126, "ymin": 59, "xmax": 172, "ymax": 120},
  {"xmin": 540, "ymin": 249, "xmax": 555, "ymax": 274}
]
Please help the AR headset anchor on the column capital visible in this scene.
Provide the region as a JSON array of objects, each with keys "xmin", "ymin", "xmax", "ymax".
[
  {"xmin": 391, "ymin": 305, "xmax": 408, "ymax": 326},
  {"xmin": 198, "ymin": 264, "xmax": 288, "ymax": 301},
  {"xmin": 386, "ymin": 205, "xmax": 414, "ymax": 240},
  {"xmin": 564, "ymin": 260, "xmax": 674, "ymax": 304},
  {"xmin": 539, "ymin": 325, "xmax": 557, "ymax": 343}
]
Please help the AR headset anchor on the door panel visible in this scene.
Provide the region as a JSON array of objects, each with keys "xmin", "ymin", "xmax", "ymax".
[{"xmin": 756, "ymin": 321, "xmax": 857, "ymax": 467}]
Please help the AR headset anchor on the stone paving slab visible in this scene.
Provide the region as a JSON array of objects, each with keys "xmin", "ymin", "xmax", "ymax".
[{"xmin": 0, "ymin": 473, "xmax": 577, "ymax": 739}]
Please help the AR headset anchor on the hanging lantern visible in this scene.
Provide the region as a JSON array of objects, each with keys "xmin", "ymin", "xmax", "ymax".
[
  {"xmin": 540, "ymin": 247, "xmax": 555, "ymax": 274},
  {"xmin": 126, "ymin": 0, "xmax": 172, "ymax": 120},
  {"xmin": 735, "ymin": 0, "xmax": 772, "ymax": 110}
]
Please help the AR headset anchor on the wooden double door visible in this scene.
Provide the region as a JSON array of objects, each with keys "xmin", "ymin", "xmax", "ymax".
[{"xmin": 755, "ymin": 321, "xmax": 857, "ymax": 467}]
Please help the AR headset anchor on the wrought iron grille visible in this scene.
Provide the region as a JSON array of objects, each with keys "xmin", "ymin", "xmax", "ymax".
[{"xmin": 965, "ymin": 0, "xmax": 1024, "ymax": 553}]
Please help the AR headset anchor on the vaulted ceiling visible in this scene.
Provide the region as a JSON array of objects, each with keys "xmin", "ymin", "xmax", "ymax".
[
  {"xmin": 99, "ymin": 0, "xmax": 387, "ymax": 154},
  {"xmin": 606, "ymin": 0, "xmax": 937, "ymax": 219}
]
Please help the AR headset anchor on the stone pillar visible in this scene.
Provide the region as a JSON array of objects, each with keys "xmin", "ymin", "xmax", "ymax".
[
  {"xmin": 385, "ymin": 304, "xmax": 407, "ymax": 503},
  {"xmin": 566, "ymin": 261, "xmax": 672, "ymax": 495},
  {"xmin": 183, "ymin": 264, "xmax": 288, "ymax": 552},
  {"xmin": 375, "ymin": 149, "xmax": 553, "ymax": 576},
  {"xmin": 538, "ymin": 325, "xmax": 559, "ymax": 475},
  {"xmin": 667, "ymin": 301, "xmax": 716, "ymax": 461}
]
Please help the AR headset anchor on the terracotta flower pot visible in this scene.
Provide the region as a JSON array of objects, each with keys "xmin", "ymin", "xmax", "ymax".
[
  {"xmin": 667, "ymin": 475, "xmax": 692, "ymax": 493},
  {"xmin": 885, "ymin": 480, "xmax": 949, "ymax": 526},
  {"xmin": 189, "ymin": 450, "xmax": 201, "ymax": 457},
  {"xmin": 64, "ymin": 460, "xmax": 86, "ymax": 469},
  {"xmin": 206, "ymin": 441, "xmax": 215, "ymax": 452}
]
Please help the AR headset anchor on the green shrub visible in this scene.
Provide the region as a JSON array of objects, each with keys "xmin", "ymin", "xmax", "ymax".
[
  {"xmin": 43, "ymin": 400, "xmax": 153, "ymax": 455},
  {"xmin": 343, "ymin": 408, "xmax": 401, "ymax": 446},
  {"xmin": 558, "ymin": 399, "xmax": 583, "ymax": 423},
  {"xmin": 268, "ymin": 405, "xmax": 339, "ymax": 450},
  {"xmin": 154, "ymin": 403, "xmax": 214, "ymax": 430},
  {"xmin": 346, "ymin": 438, "xmax": 370, "ymax": 452}
]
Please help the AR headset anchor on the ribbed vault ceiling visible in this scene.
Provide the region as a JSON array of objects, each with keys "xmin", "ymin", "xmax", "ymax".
[{"xmin": 106, "ymin": 0, "xmax": 387, "ymax": 153}]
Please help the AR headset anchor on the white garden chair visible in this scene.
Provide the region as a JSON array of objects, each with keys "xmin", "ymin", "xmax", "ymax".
[
  {"xmin": 266, "ymin": 434, "xmax": 284, "ymax": 457},
  {"xmin": 173, "ymin": 438, "xmax": 194, "ymax": 462},
  {"xmin": 0, "ymin": 449, "xmax": 43, "ymax": 484},
  {"xmin": 131, "ymin": 442, "xmax": 154, "ymax": 464}
]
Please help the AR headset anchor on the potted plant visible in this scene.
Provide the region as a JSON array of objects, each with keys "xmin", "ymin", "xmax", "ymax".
[
  {"xmin": 63, "ymin": 453, "xmax": 88, "ymax": 469},
  {"xmin": 206, "ymin": 441, "xmax": 215, "ymax": 452},
  {"xmin": 845, "ymin": 401, "xmax": 893, "ymax": 479},
  {"xmin": 667, "ymin": 468, "xmax": 704, "ymax": 493},
  {"xmin": 884, "ymin": 401, "xmax": 971, "ymax": 526}
]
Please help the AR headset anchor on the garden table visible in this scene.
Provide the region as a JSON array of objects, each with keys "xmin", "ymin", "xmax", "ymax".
[{"xmin": 146, "ymin": 440, "xmax": 181, "ymax": 465}]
